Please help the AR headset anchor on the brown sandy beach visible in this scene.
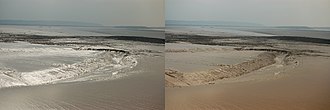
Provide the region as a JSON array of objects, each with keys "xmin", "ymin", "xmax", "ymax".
[
  {"xmin": 165, "ymin": 28, "xmax": 330, "ymax": 110},
  {"xmin": 166, "ymin": 56, "xmax": 330, "ymax": 110}
]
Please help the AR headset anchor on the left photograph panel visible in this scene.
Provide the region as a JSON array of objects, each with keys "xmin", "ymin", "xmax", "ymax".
[{"xmin": 0, "ymin": 0, "xmax": 164, "ymax": 109}]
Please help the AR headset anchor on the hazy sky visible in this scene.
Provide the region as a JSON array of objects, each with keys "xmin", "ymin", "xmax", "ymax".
[
  {"xmin": 0, "ymin": 0, "xmax": 164, "ymax": 27},
  {"xmin": 166, "ymin": 0, "xmax": 330, "ymax": 27}
]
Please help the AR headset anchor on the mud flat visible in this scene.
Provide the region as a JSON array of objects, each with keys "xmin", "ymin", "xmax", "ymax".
[
  {"xmin": 166, "ymin": 43, "xmax": 262, "ymax": 73},
  {"xmin": 0, "ymin": 55, "xmax": 164, "ymax": 110},
  {"xmin": 0, "ymin": 40, "xmax": 138, "ymax": 88},
  {"xmin": 165, "ymin": 28, "xmax": 330, "ymax": 110},
  {"xmin": 0, "ymin": 26, "xmax": 164, "ymax": 109},
  {"xmin": 166, "ymin": 51, "xmax": 278, "ymax": 87},
  {"xmin": 166, "ymin": 56, "xmax": 330, "ymax": 110}
]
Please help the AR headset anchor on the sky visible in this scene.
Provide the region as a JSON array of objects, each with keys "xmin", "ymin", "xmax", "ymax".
[
  {"xmin": 0, "ymin": 0, "xmax": 164, "ymax": 27},
  {"xmin": 166, "ymin": 0, "xmax": 330, "ymax": 27}
]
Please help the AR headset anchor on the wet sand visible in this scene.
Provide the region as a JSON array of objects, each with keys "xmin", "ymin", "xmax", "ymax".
[
  {"xmin": 166, "ymin": 56, "xmax": 330, "ymax": 110},
  {"xmin": 0, "ymin": 56, "xmax": 164, "ymax": 110},
  {"xmin": 166, "ymin": 43, "xmax": 261, "ymax": 72},
  {"xmin": 0, "ymin": 26, "xmax": 165, "ymax": 110},
  {"xmin": 165, "ymin": 27, "xmax": 330, "ymax": 109},
  {"xmin": 165, "ymin": 42, "xmax": 279, "ymax": 87}
]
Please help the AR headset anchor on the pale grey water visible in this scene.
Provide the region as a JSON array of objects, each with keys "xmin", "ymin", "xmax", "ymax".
[
  {"xmin": 235, "ymin": 27, "xmax": 330, "ymax": 40},
  {"xmin": 167, "ymin": 26, "xmax": 330, "ymax": 40},
  {"xmin": 77, "ymin": 26, "xmax": 164, "ymax": 39}
]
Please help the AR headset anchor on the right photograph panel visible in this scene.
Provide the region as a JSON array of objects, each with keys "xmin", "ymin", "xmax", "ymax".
[{"xmin": 165, "ymin": 0, "xmax": 330, "ymax": 110}]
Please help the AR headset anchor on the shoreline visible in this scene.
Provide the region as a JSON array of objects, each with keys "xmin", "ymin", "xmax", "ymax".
[
  {"xmin": 165, "ymin": 47, "xmax": 305, "ymax": 87},
  {"xmin": 165, "ymin": 30, "xmax": 330, "ymax": 109},
  {"xmin": 0, "ymin": 29, "xmax": 165, "ymax": 109},
  {"xmin": 166, "ymin": 56, "xmax": 330, "ymax": 110},
  {"xmin": 165, "ymin": 52, "xmax": 282, "ymax": 87},
  {"xmin": 0, "ymin": 32, "xmax": 164, "ymax": 89},
  {"xmin": 0, "ymin": 55, "xmax": 164, "ymax": 109}
]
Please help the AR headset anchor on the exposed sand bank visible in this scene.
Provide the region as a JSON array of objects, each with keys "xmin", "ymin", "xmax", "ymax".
[
  {"xmin": 0, "ymin": 26, "xmax": 165, "ymax": 109},
  {"xmin": 165, "ymin": 52, "xmax": 279, "ymax": 87},
  {"xmin": 166, "ymin": 56, "xmax": 330, "ymax": 110},
  {"xmin": 165, "ymin": 43, "xmax": 262, "ymax": 73},
  {"xmin": 165, "ymin": 31, "xmax": 330, "ymax": 87},
  {"xmin": 0, "ymin": 41, "xmax": 138, "ymax": 88},
  {"xmin": 0, "ymin": 56, "xmax": 164, "ymax": 110},
  {"xmin": 165, "ymin": 28, "xmax": 330, "ymax": 110}
]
